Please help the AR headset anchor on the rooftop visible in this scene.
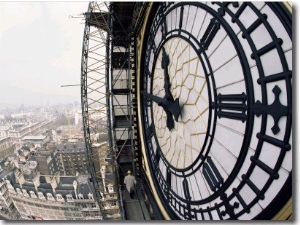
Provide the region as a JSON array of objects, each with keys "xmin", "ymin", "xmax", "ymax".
[{"xmin": 22, "ymin": 135, "xmax": 47, "ymax": 141}]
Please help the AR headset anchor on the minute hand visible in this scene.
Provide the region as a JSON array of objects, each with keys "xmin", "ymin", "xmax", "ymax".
[{"xmin": 141, "ymin": 91, "xmax": 180, "ymax": 122}]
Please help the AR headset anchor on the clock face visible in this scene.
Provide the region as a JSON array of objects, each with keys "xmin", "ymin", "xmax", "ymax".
[
  {"xmin": 138, "ymin": 2, "xmax": 292, "ymax": 220},
  {"xmin": 152, "ymin": 37, "xmax": 210, "ymax": 170}
]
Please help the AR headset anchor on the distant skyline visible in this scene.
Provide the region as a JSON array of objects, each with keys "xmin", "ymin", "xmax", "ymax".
[{"xmin": 0, "ymin": 2, "xmax": 89, "ymax": 109}]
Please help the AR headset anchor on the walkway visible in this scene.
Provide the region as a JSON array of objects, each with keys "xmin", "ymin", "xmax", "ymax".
[{"xmin": 121, "ymin": 179, "xmax": 151, "ymax": 220}]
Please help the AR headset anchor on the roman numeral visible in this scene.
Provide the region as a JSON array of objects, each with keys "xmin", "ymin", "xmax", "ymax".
[
  {"xmin": 146, "ymin": 97, "xmax": 151, "ymax": 107},
  {"xmin": 179, "ymin": 5, "xmax": 184, "ymax": 34},
  {"xmin": 200, "ymin": 18, "xmax": 220, "ymax": 50},
  {"xmin": 146, "ymin": 123, "xmax": 155, "ymax": 137},
  {"xmin": 202, "ymin": 156, "xmax": 223, "ymax": 191},
  {"xmin": 212, "ymin": 93, "xmax": 247, "ymax": 122},
  {"xmin": 182, "ymin": 178, "xmax": 191, "ymax": 201},
  {"xmin": 157, "ymin": 169, "xmax": 165, "ymax": 187},
  {"xmin": 148, "ymin": 32, "xmax": 156, "ymax": 53},
  {"xmin": 157, "ymin": 2, "xmax": 168, "ymax": 38},
  {"xmin": 204, "ymin": 206, "xmax": 213, "ymax": 220},
  {"xmin": 166, "ymin": 169, "xmax": 171, "ymax": 186},
  {"xmin": 165, "ymin": 169, "xmax": 172, "ymax": 202},
  {"xmin": 145, "ymin": 67, "xmax": 151, "ymax": 78},
  {"xmin": 161, "ymin": 17, "xmax": 167, "ymax": 37},
  {"xmin": 155, "ymin": 148, "xmax": 161, "ymax": 163}
]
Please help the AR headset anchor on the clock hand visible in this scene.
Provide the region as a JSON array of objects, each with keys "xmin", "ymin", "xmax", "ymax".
[
  {"xmin": 165, "ymin": 111, "xmax": 175, "ymax": 131},
  {"xmin": 141, "ymin": 91, "xmax": 181, "ymax": 129},
  {"xmin": 161, "ymin": 47, "xmax": 175, "ymax": 102}
]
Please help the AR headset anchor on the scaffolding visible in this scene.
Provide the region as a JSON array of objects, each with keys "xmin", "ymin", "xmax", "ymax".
[{"xmin": 80, "ymin": 1, "xmax": 148, "ymax": 220}]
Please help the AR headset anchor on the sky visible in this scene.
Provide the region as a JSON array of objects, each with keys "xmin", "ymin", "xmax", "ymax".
[
  {"xmin": 0, "ymin": 2, "xmax": 297, "ymax": 111},
  {"xmin": 0, "ymin": 1, "xmax": 90, "ymax": 109}
]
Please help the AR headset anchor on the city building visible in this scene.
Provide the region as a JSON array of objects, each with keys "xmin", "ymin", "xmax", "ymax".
[
  {"xmin": 0, "ymin": 149, "xmax": 103, "ymax": 220},
  {"xmin": 56, "ymin": 142, "xmax": 89, "ymax": 176},
  {"xmin": 0, "ymin": 171, "xmax": 19, "ymax": 220},
  {"xmin": 34, "ymin": 143, "xmax": 60, "ymax": 176},
  {"xmin": 0, "ymin": 120, "xmax": 53, "ymax": 150},
  {"xmin": 3, "ymin": 172, "xmax": 102, "ymax": 220},
  {"xmin": 22, "ymin": 135, "xmax": 50, "ymax": 148},
  {"xmin": 0, "ymin": 137, "xmax": 14, "ymax": 160}
]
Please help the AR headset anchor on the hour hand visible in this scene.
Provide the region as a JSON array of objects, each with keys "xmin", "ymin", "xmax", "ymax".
[
  {"xmin": 161, "ymin": 47, "xmax": 173, "ymax": 101},
  {"xmin": 166, "ymin": 111, "xmax": 174, "ymax": 130},
  {"xmin": 161, "ymin": 47, "xmax": 170, "ymax": 71},
  {"xmin": 141, "ymin": 91, "xmax": 180, "ymax": 130}
]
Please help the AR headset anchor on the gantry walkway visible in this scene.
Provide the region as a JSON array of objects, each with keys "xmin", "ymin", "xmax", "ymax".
[{"xmin": 121, "ymin": 178, "xmax": 151, "ymax": 220}]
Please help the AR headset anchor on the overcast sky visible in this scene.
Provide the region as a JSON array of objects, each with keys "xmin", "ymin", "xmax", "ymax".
[{"xmin": 0, "ymin": 1, "xmax": 89, "ymax": 109}]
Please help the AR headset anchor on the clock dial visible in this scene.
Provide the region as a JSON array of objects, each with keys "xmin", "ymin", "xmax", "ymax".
[
  {"xmin": 138, "ymin": 2, "xmax": 292, "ymax": 220},
  {"xmin": 152, "ymin": 38, "xmax": 210, "ymax": 169}
]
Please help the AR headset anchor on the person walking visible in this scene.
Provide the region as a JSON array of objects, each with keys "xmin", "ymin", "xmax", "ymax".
[{"xmin": 124, "ymin": 170, "xmax": 137, "ymax": 199}]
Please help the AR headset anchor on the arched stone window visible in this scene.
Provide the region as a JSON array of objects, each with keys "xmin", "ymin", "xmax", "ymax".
[
  {"xmin": 16, "ymin": 188, "xmax": 22, "ymax": 195},
  {"xmin": 29, "ymin": 191, "xmax": 37, "ymax": 198},
  {"xmin": 88, "ymin": 192, "xmax": 93, "ymax": 200},
  {"xmin": 56, "ymin": 194, "xmax": 65, "ymax": 202},
  {"xmin": 46, "ymin": 193, "xmax": 55, "ymax": 201},
  {"xmin": 66, "ymin": 194, "xmax": 74, "ymax": 202},
  {"xmin": 108, "ymin": 184, "xmax": 114, "ymax": 193},
  {"xmin": 38, "ymin": 192, "xmax": 45, "ymax": 200},
  {"xmin": 22, "ymin": 189, "xmax": 29, "ymax": 197},
  {"xmin": 78, "ymin": 193, "xmax": 84, "ymax": 199}
]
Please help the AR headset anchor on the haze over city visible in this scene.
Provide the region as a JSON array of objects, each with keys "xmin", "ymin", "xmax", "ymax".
[{"xmin": 0, "ymin": 2, "xmax": 89, "ymax": 109}]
